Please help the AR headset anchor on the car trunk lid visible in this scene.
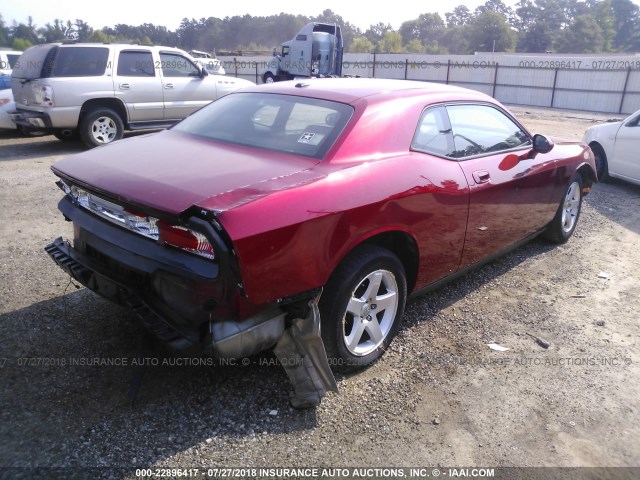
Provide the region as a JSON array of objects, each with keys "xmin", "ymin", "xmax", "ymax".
[{"xmin": 52, "ymin": 129, "xmax": 319, "ymax": 216}]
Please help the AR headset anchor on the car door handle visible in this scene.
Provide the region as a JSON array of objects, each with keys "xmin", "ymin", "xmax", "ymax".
[
  {"xmin": 164, "ymin": 83, "xmax": 174, "ymax": 89},
  {"xmin": 472, "ymin": 170, "xmax": 491, "ymax": 184},
  {"xmin": 119, "ymin": 83, "xmax": 130, "ymax": 89}
]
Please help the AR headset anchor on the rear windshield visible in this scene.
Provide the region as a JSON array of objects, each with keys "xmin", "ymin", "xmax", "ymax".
[{"xmin": 172, "ymin": 92, "xmax": 353, "ymax": 159}]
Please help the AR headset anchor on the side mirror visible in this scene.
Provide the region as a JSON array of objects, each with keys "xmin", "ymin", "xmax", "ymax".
[{"xmin": 532, "ymin": 134, "xmax": 554, "ymax": 154}]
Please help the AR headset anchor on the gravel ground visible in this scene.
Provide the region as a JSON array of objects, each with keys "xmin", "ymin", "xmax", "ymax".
[{"xmin": 0, "ymin": 106, "xmax": 639, "ymax": 479}]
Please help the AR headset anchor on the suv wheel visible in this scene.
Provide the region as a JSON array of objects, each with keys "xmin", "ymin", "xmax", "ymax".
[{"xmin": 80, "ymin": 108, "xmax": 124, "ymax": 148}]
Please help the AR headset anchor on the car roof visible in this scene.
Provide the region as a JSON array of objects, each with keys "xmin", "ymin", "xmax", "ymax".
[
  {"xmin": 244, "ymin": 78, "xmax": 495, "ymax": 105},
  {"xmin": 44, "ymin": 43, "xmax": 186, "ymax": 53}
]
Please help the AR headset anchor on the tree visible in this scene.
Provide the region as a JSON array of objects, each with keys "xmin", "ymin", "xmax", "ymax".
[
  {"xmin": 445, "ymin": 5, "xmax": 472, "ymax": 27},
  {"xmin": 517, "ymin": 21, "xmax": 554, "ymax": 52},
  {"xmin": 0, "ymin": 14, "xmax": 10, "ymax": 47},
  {"xmin": 74, "ymin": 20, "xmax": 93, "ymax": 42},
  {"xmin": 405, "ymin": 39, "xmax": 424, "ymax": 53},
  {"xmin": 349, "ymin": 36, "xmax": 374, "ymax": 53},
  {"xmin": 39, "ymin": 19, "xmax": 74, "ymax": 42},
  {"xmin": 364, "ymin": 22, "xmax": 393, "ymax": 45},
  {"xmin": 555, "ymin": 14, "xmax": 607, "ymax": 52},
  {"xmin": 377, "ymin": 31, "xmax": 403, "ymax": 52},
  {"xmin": 514, "ymin": 0, "xmax": 538, "ymax": 30},
  {"xmin": 610, "ymin": 0, "xmax": 640, "ymax": 50},
  {"xmin": 11, "ymin": 17, "xmax": 39, "ymax": 45},
  {"xmin": 476, "ymin": 0, "xmax": 516, "ymax": 25},
  {"xmin": 87, "ymin": 30, "xmax": 117, "ymax": 43},
  {"xmin": 400, "ymin": 13, "xmax": 445, "ymax": 45},
  {"xmin": 12, "ymin": 38, "xmax": 32, "ymax": 50},
  {"xmin": 441, "ymin": 25, "xmax": 471, "ymax": 53},
  {"xmin": 468, "ymin": 10, "xmax": 516, "ymax": 52}
]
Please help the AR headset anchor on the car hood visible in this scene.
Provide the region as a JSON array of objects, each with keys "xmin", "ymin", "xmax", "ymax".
[
  {"xmin": 583, "ymin": 120, "xmax": 621, "ymax": 141},
  {"xmin": 52, "ymin": 130, "xmax": 320, "ymax": 216}
]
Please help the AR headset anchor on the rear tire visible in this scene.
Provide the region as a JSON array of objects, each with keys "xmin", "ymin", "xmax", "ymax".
[
  {"xmin": 79, "ymin": 108, "xmax": 124, "ymax": 148},
  {"xmin": 319, "ymin": 245, "xmax": 407, "ymax": 373},
  {"xmin": 543, "ymin": 173, "xmax": 583, "ymax": 244}
]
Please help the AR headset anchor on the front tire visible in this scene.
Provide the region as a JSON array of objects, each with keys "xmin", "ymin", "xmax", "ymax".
[
  {"xmin": 319, "ymin": 245, "xmax": 407, "ymax": 372},
  {"xmin": 263, "ymin": 72, "xmax": 276, "ymax": 84},
  {"xmin": 79, "ymin": 108, "xmax": 124, "ymax": 148},
  {"xmin": 590, "ymin": 143, "xmax": 608, "ymax": 181},
  {"xmin": 543, "ymin": 173, "xmax": 583, "ymax": 244}
]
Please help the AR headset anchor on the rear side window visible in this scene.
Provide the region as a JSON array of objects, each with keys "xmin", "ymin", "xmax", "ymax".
[
  {"xmin": 412, "ymin": 106, "xmax": 455, "ymax": 157},
  {"xmin": 51, "ymin": 47, "xmax": 109, "ymax": 77},
  {"xmin": 12, "ymin": 45, "xmax": 55, "ymax": 79},
  {"xmin": 117, "ymin": 51, "xmax": 155, "ymax": 77}
]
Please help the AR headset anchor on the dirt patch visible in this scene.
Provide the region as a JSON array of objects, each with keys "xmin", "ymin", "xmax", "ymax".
[{"xmin": 0, "ymin": 107, "xmax": 638, "ymax": 477}]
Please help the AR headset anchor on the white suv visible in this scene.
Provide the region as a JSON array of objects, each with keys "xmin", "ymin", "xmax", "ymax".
[{"xmin": 11, "ymin": 43, "xmax": 253, "ymax": 147}]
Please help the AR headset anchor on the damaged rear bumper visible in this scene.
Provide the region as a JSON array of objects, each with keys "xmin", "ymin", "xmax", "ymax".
[{"xmin": 45, "ymin": 196, "xmax": 286, "ymax": 355}]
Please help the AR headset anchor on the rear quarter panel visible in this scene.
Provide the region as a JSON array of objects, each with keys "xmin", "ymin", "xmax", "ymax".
[{"xmin": 217, "ymin": 152, "xmax": 470, "ymax": 306}]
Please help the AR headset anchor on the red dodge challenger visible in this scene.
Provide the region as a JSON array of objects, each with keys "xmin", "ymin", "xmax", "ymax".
[{"xmin": 46, "ymin": 79, "xmax": 597, "ymax": 406}]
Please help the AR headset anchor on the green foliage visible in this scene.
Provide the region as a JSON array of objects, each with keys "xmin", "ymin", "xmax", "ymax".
[
  {"xmin": 377, "ymin": 31, "xmax": 404, "ymax": 53},
  {"xmin": 405, "ymin": 39, "xmax": 425, "ymax": 53},
  {"xmin": 86, "ymin": 30, "xmax": 117, "ymax": 43},
  {"xmin": 12, "ymin": 37, "xmax": 32, "ymax": 50},
  {"xmin": 0, "ymin": 14, "xmax": 9, "ymax": 47},
  {"xmin": 468, "ymin": 10, "xmax": 516, "ymax": 52},
  {"xmin": 350, "ymin": 36, "xmax": 374, "ymax": 53},
  {"xmin": 0, "ymin": 1, "xmax": 638, "ymax": 54},
  {"xmin": 555, "ymin": 14, "xmax": 608, "ymax": 52}
]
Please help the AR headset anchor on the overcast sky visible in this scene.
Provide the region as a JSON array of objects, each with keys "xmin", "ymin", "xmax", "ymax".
[{"xmin": 3, "ymin": 0, "xmax": 515, "ymax": 32}]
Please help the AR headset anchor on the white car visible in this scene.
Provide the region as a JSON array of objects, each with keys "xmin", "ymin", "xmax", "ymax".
[
  {"xmin": 583, "ymin": 111, "xmax": 640, "ymax": 186},
  {"xmin": 0, "ymin": 88, "xmax": 17, "ymax": 130}
]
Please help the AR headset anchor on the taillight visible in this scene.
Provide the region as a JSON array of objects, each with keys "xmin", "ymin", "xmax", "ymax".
[
  {"xmin": 158, "ymin": 220, "xmax": 215, "ymax": 260},
  {"xmin": 34, "ymin": 84, "xmax": 54, "ymax": 107},
  {"xmin": 59, "ymin": 180, "xmax": 215, "ymax": 261}
]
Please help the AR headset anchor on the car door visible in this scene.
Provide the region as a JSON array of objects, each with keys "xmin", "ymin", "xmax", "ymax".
[
  {"xmin": 445, "ymin": 103, "xmax": 559, "ymax": 269},
  {"xmin": 114, "ymin": 49, "xmax": 164, "ymax": 122},
  {"xmin": 159, "ymin": 51, "xmax": 216, "ymax": 121},
  {"xmin": 612, "ymin": 114, "xmax": 640, "ymax": 181},
  {"xmin": 410, "ymin": 106, "xmax": 471, "ymax": 283}
]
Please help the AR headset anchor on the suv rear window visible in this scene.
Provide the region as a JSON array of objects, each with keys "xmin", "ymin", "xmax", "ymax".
[
  {"xmin": 4, "ymin": 54, "xmax": 21, "ymax": 69},
  {"xmin": 50, "ymin": 47, "xmax": 109, "ymax": 77}
]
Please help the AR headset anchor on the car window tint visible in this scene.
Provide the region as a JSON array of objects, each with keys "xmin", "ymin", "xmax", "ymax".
[
  {"xmin": 117, "ymin": 51, "xmax": 155, "ymax": 77},
  {"xmin": 173, "ymin": 92, "xmax": 353, "ymax": 159},
  {"xmin": 625, "ymin": 114, "xmax": 640, "ymax": 127},
  {"xmin": 252, "ymin": 105, "xmax": 280, "ymax": 128},
  {"xmin": 285, "ymin": 103, "xmax": 337, "ymax": 134},
  {"xmin": 51, "ymin": 47, "xmax": 109, "ymax": 77},
  {"xmin": 446, "ymin": 104, "xmax": 531, "ymax": 159},
  {"xmin": 412, "ymin": 106, "xmax": 455, "ymax": 157},
  {"xmin": 7, "ymin": 54, "xmax": 21, "ymax": 69},
  {"xmin": 160, "ymin": 53, "xmax": 199, "ymax": 77}
]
